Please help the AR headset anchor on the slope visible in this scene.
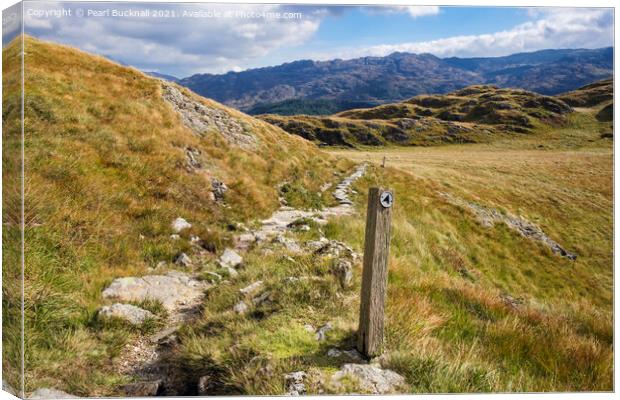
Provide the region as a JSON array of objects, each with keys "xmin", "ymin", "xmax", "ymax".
[{"xmin": 1, "ymin": 35, "xmax": 351, "ymax": 395}]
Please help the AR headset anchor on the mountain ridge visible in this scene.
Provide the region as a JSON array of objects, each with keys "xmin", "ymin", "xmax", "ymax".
[{"xmin": 177, "ymin": 47, "xmax": 613, "ymax": 114}]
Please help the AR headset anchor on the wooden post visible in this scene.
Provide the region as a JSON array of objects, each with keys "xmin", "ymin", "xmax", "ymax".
[
  {"xmin": 357, "ymin": 187, "xmax": 393, "ymax": 358},
  {"xmin": 381, "ymin": 156, "xmax": 386, "ymax": 168}
]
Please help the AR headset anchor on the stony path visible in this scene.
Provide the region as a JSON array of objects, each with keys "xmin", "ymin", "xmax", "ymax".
[
  {"xmin": 235, "ymin": 163, "xmax": 368, "ymax": 250},
  {"xmin": 70, "ymin": 162, "xmax": 373, "ymax": 397}
]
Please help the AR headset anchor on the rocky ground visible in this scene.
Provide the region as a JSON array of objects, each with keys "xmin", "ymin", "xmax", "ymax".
[{"xmin": 28, "ymin": 161, "xmax": 408, "ymax": 397}]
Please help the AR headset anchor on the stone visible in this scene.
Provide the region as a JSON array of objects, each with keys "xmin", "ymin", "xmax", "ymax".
[
  {"xmin": 162, "ymin": 82, "xmax": 258, "ymax": 150},
  {"xmin": 218, "ymin": 248, "xmax": 243, "ymax": 269},
  {"xmin": 98, "ymin": 303, "xmax": 155, "ymax": 325},
  {"xmin": 211, "ymin": 178, "xmax": 229, "ymax": 202},
  {"xmin": 173, "ymin": 252, "xmax": 192, "ymax": 267},
  {"xmin": 30, "ymin": 388, "xmax": 77, "ymax": 399},
  {"xmin": 171, "ymin": 217, "xmax": 191, "ymax": 233},
  {"xmin": 170, "ymin": 234, "xmax": 180, "ymax": 240},
  {"xmin": 240, "ymin": 281, "xmax": 263, "ymax": 296},
  {"xmin": 252, "ymin": 291, "xmax": 272, "ymax": 306},
  {"xmin": 316, "ymin": 323, "xmax": 332, "ymax": 341},
  {"xmin": 327, "ymin": 348, "xmax": 342, "ymax": 357},
  {"xmin": 332, "ymin": 259, "xmax": 353, "ymax": 288},
  {"xmin": 284, "ymin": 371, "xmax": 307, "ymax": 396},
  {"xmin": 303, "ymin": 324, "xmax": 315, "ymax": 333},
  {"xmin": 273, "ymin": 235, "xmax": 302, "ymax": 254},
  {"xmin": 120, "ymin": 381, "xmax": 161, "ymax": 397},
  {"xmin": 233, "ymin": 301, "xmax": 249, "ymax": 315},
  {"xmin": 102, "ymin": 271, "xmax": 208, "ymax": 312},
  {"xmin": 331, "ymin": 364, "xmax": 406, "ymax": 394},
  {"xmin": 197, "ymin": 375, "xmax": 210, "ymax": 395},
  {"xmin": 235, "ymin": 233, "xmax": 256, "ymax": 251}
]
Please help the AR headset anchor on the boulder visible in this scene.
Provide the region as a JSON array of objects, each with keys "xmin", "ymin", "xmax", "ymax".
[
  {"xmin": 331, "ymin": 364, "xmax": 406, "ymax": 394},
  {"xmin": 102, "ymin": 271, "xmax": 208, "ymax": 312},
  {"xmin": 171, "ymin": 217, "xmax": 191, "ymax": 233},
  {"xmin": 211, "ymin": 178, "xmax": 228, "ymax": 202},
  {"xmin": 173, "ymin": 252, "xmax": 192, "ymax": 267},
  {"xmin": 98, "ymin": 303, "xmax": 155, "ymax": 325},
  {"xmin": 218, "ymin": 248, "xmax": 243, "ymax": 269},
  {"xmin": 233, "ymin": 301, "xmax": 249, "ymax": 315},
  {"xmin": 332, "ymin": 259, "xmax": 353, "ymax": 288},
  {"xmin": 240, "ymin": 281, "xmax": 263, "ymax": 296}
]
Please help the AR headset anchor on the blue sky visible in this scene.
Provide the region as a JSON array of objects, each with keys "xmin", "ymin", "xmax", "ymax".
[{"xmin": 3, "ymin": 3, "xmax": 613, "ymax": 77}]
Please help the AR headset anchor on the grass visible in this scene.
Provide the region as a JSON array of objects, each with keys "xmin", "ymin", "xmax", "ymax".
[
  {"xmin": 2, "ymin": 35, "xmax": 352, "ymax": 396},
  {"xmin": 2, "ymin": 34, "xmax": 613, "ymax": 395}
]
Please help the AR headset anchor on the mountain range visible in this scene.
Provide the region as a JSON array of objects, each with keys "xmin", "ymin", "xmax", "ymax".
[{"xmin": 167, "ymin": 47, "xmax": 612, "ymax": 115}]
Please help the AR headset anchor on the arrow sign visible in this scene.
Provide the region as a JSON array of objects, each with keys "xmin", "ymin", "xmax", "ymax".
[{"xmin": 379, "ymin": 191, "xmax": 393, "ymax": 208}]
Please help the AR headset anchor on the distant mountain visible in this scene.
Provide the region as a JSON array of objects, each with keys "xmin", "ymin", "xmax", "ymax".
[
  {"xmin": 146, "ymin": 71, "xmax": 180, "ymax": 82},
  {"xmin": 178, "ymin": 47, "xmax": 613, "ymax": 114}
]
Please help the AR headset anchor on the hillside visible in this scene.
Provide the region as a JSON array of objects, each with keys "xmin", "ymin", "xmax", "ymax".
[
  {"xmin": 259, "ymin": 85, "xmax": 590, "ymax": 147},
  {"xmin": 178, "ymin": 48, "xmax": 612, "ymax": 114},
  {"xmin": 2, "ymin": 35, "xmax": 350, "ymax": 396},
  {"xmin": 2, "ymin": 36, "xmax": 613, "ymax": 397}
]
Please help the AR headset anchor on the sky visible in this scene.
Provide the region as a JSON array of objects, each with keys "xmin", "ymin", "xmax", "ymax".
[{"xmin": 2, "ymin": 2, "xmax": 614, "ymax": 77}]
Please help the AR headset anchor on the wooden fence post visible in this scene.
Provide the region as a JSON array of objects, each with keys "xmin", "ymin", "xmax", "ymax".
[{"xmin": 357, "ymin": 187, "xmax": 393, "ymax": 358}]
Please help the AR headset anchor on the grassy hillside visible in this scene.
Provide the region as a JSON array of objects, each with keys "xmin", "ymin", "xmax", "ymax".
[
  {"xmin": 2, "ymin": 35, "xmax": 613, "ymax": 396},
  {"xmin": 2, "ymin": 35, "xmax": 351, "ymax": 395},
  {"xmin": 259, "ymin": 83, "xmax": 612, "ymax": 148}
]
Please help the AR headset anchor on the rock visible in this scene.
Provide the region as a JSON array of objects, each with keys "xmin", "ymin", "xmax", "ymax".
[
  {"xmin": 234, "ymin": 301, "xmax": 249, "ymax": 315},
  {"xmin": 102, "ymin": 271, "xmax": 208, "ymax": 312},
  {"xmin": 170, "ymin": 234, "xmax": 180, "ymax": 240},
  {"xmin": 211, "ymin": 178, "xmax": 228, "ymax": 202},
  {"xmin": 240, "ymin": 281, "xmax": 263, "ymax": 296},
  {"xmin": 162, "ymin": 82, "xmax": 258, "ymax": 150},
  {"xmin": 273, "ymin": 235, "xmax": 302, "ymax": 254},
  {"xmin": 252, "ymin": 291, "xmax": 272, "ymax": 306},
  {"xmin": 98, "ymin": 303, "xmax": 155, "ymax": 325},
  {"xmin": 218, "ymin": 248, "xmax": 243, "ymax": 269},
  {"xmin": 197, "ymin": 375, "xmax": 210, "ymax": 395},
  {"xmin": 327, "ymin": 348, "xmax": 342, "ymax": 357},
  {"xmin": 156, "ymin": 261, "xmax": 167, "ymax": 269},
  {"xmin": 120, "ymin": 381, "xmax": 161, "ymax": 397},
  {"xmin": 303, "ymin": 324, "xmax": 315, "ymax": 333},
  {"xmin": 284, "ymin": 371, "xmax": 307, "ymax": 396},
  {"xmin": 150, "ymin": 326, "xmax": 179, "ymax": 344},
  {"xmin": 331, "ymin": 364, "xmax": 406, "ymax": 394},
  {"xmin": 173, "ymin": 252, "xmax": 192, "ymax": 267},
  {"xmin": 342, "ymin": 349, "xmax": 365, "ymax": 363},
  {"xmin": 185, "ymin": 147, "xmax": 202, "ymax": 171},
  {"xmin": 316, "ymin": 323, "xmax": 332, "ymax": 341},
  {"xmin": 305, "ymin": 237, "xmax": 329, "ymax": 251},
  {"xmin": 332, "ymin": 259, "xmax": 353, "ymax": 288},
  {"xmin": 30, "ymin": 388, "xmax": 77, "ymax": 399},
  {"xmin": 171, "ymin": 217, "xmax": 191, "ymax": 233},
  {"xmin": 235, "ymin": 233, "xmax": 256, "ymax": 251}
]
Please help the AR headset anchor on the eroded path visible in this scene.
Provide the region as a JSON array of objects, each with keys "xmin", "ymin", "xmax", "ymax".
[{"xmin": 91, "ymin": 162, "xmax": 375, "ymax": 396}]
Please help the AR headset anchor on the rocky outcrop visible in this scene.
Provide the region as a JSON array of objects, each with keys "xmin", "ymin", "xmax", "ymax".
[
  {"xmin": 162, "ymin": 82, "xmax": 258, "ymax": 150},
  {"xmin": 171, "ymin": 217, "xmax": 191, "ymax": 233},
  {"xmin": 441, "ymin": 192, "xmax": 576, "ymax": 260}
]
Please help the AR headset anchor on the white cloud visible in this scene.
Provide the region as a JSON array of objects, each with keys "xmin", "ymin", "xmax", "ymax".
[
  {"xmin": 404, "ymin": 6, "xmax": 440, "ymax": 18},
  {"xmin": 23, "ymin": 2, "xmax": 322, "ymax": 76},
  {"xmin": 311, "ymin": 8, "xmax": 613, "ymax": 60}
]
